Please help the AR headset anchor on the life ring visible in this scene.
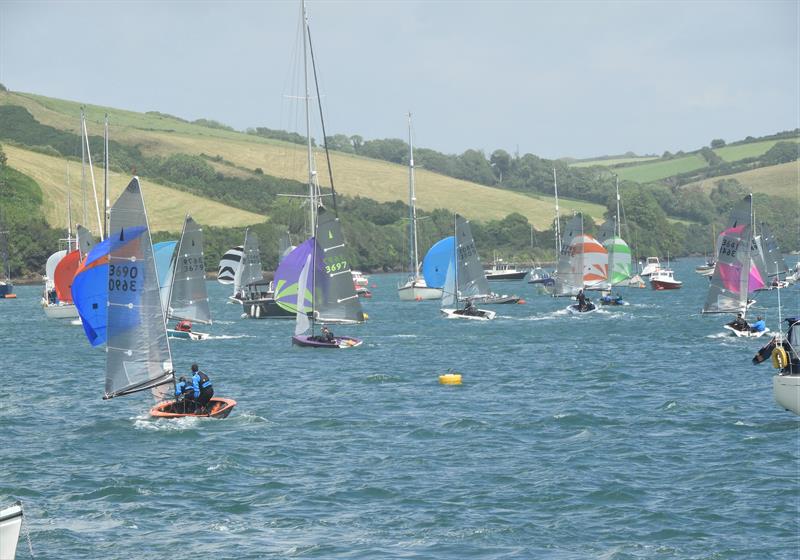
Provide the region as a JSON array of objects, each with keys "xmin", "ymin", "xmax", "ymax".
[{"xmin": 772, "ymin": 346, "xmax": 789, "ymax": 369}]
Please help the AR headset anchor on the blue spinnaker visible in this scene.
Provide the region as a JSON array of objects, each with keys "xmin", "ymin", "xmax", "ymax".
[
  {"xmin": 422, "ymin": 236, "xmax": 454, "ymax": 289},
  {"xmin": 154, "ymin": 241, "xmax": 177, "ymax": 314},
  {"xmin": 71, "ymin": 226, "xmax": 147, "ymax": 346}
]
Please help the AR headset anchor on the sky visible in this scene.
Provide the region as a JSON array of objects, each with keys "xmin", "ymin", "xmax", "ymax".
[{"xmin": 0, "ymin": 1, "xmax": 798, "ymax": 160}]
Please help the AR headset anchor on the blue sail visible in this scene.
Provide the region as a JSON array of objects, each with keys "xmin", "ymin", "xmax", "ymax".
[
  {"xmin": 71, "ymin": 226, "xmax": 147, "ymax": 346},
  {"xmin": 422, "ymin": 236, "xmax": 455, "ymax": 289},
  {"xmin": 153, "ymin": 241, "xmax": 177, "ymax": 314}
]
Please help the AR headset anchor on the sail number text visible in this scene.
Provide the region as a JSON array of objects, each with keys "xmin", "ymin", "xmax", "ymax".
[
  {"xmin": 109, "ymin": 264, "xmax": 138, "ymax": 292},
  {"xmin": 323, "ymin": 256, "xmax": 347, "ymax": 274},
  {"xmin": 179, "ymin": 256, "xmax": 205, "ymax": 273}
]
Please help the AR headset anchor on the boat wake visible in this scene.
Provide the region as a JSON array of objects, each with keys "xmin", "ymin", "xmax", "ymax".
[
  {"xmin": 133, "ymin": 414, "xmax": 199, "ymax": 431},
  {"xmin": 705, "ymin": 332, "xmax": 731, "ymax": 339},
  {"xmin": 205, "ymin": 334, "xmax": 254, "ymax": 340}
]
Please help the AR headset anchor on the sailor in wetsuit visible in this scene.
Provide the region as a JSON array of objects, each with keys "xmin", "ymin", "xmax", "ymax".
[
  {"xmin": 464, "ymin": 299, "xmax": 478, "ymax": 316},
  {"xmin": 190, "ymin": 364, "xmax": 214, "ymax": 412},
  {"xmin": 576, "ymin": 289, "xmax": 587, "ymax": 311},
  {"xmin": 175, "ymin": 376, "xmax": 197, "ymax": 413},
  {"xmin": 321, "ymin": 325, "xmax": 335, "ymax": 342},
  {"xmin": 729, "ymin": 312, "xmax": 749, "ymax": 331}
]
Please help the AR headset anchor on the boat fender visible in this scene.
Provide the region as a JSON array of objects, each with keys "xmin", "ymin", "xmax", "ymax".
[
  {"xmin": 255, "ymin": 304, "xmax": 261, "ymax": 318},
  {"xmin": 772, "ymin": 346, "xmax": 789, "ymax": 369},
  {"xmin": 517, "ymin": 299, "xmax": 526, "ymax": 305}
]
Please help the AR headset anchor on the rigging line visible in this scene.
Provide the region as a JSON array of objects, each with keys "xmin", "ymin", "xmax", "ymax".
[{"xmin": 306, "ymin": 23, "xmax": 337, "ymax": 216}]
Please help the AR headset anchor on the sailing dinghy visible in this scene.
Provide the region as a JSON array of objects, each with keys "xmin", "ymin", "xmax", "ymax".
[
  {"xmin": 162, "ymin": 215, "xmax": 212, "ymax": 340},
  {"xmin": 440, "ymin": 214, "xmax": 496, "ymax": 321},
  {"xmin": 554, "ymin": 213, "xmax": 599, "ymax": 314},
  {"xmin": 702, "ymin": 195, "xmax": 769, "ymax": 338},
  {"xmin": 288, "ymin": 208, "xmax": 365, "ymax": 348},
  {"xmin": 96, "ymin": 177, "xmax": 235, "ymax": 418}
]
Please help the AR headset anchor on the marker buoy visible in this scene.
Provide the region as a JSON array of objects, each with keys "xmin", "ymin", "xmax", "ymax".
[
  {"xmin": 3, "ymin": 294, "xmax": 17, "ymax": 299},
  {"xmin": 439, "ymin": 373, "xmax": 462, "ymax": 385},
  {"xmin": 517, "ymin": 299, "xmax": 526, "ymax": 304}
]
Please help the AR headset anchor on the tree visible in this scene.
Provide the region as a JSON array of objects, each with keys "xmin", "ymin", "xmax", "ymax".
[
  {"xmin": 0, "ymin": 144, "xmax": 6, "ymax": 168},
  {"xmin": 762, "ymin": 141, "xmax": 799, "ymax": 165},
  {"xmin": 489, "ymin": 149, "xmax": 511, "ymax": 183},
  {"xmin": 710, "ymin": 138, "xmax": 726, "ymax": 149}
]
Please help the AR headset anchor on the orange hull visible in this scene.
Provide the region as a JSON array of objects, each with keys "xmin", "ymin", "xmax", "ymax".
[{"xmin": 150, "ymin": 397, "xmax": 237, "ymax": 419}]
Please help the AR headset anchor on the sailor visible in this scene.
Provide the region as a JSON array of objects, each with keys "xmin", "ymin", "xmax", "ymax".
[
  {"xmin": 190, "ymin": 364, "xmax": 214, "ymax": 412},
  {"xmin": 464, "ymin": 299, "xmax": 478, "ymax": 316},
  {"xmin": 730, "ymin": 312, "xmax": 749, "ymax": 331},
  {"xmin": 750, "ymin": 316, "xmax": 767, "ymax": 333},
  {"xmin": 576, "ymin": 289, "xmax": 587, "ymax": 311},
  {"xmin": 175, "ymin": 376, "xmax": 197, "ymax": 413}
]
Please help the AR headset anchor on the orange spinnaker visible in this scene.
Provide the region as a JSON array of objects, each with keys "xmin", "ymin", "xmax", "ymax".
[{"xmin": 54, "ymin": 249, "xmax": 82, "ymax": 303}]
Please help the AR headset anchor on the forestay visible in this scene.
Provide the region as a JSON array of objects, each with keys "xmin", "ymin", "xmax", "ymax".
[
  {"xmin": 105, "ymin": 177, "xmax": 173, "ymax": 400},
  {"xmin": 167, "ymin": 215, "xmax": 211, "ymax": 324}
]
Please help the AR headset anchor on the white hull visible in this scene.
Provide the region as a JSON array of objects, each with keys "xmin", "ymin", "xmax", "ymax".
[
  {"xmin": 0, "ymin": 502, "xmax": 23, "ymax": 560},
  {"xmin": 773, "ymin": 375, "xmax": 800, "ymax": 415},
  {"xmin": 723, "ymin": 325, "xmax": 770, "ymax": 338},
  {"xmin": 397, "ymin": 281, "xmax": 443, "ymax": 301},
  {"xmin": 441, "ymin": 308, "xmax": 496, "ymax": 321},
  {"xmin": 42, "ymin": 301, "xmax": 79, "ymax": 319},
  {"xmin": 167, "ymin": 329, "xmax": 211, "ymax": 341},
  {"xmin": 566, "ymin": 304, "xmax": 597, "ymax": 315}
]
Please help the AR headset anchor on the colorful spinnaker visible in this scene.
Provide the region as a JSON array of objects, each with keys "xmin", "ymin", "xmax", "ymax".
[{"xmin": 422, "ymin": 236, "xmax": 455, "ymax": 289}]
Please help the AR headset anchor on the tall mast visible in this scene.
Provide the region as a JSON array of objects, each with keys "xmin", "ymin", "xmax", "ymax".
[
  {"xmin": 81, "ymin": 109, "xmax": 87, "ymax": 226},
  {"xmin": 407, "ymin": 112, "xmax": 420, "ymax": 277},
  {"xmin": 453, "ymin": 213, "xmax": 458, "ymax": 302},
  {"xmin": 615, "ymin": 174, "xmax": 621, "ymax": 238},
  {"xmin": 553, "ymin": 168, "xmax": 561, "ymax": 254},
  {"xmin": 103, "ymin": 114, "xmax": 109, "ymax": 239},
  {"xmin": 302, "ymin": 0, "xmax": 316, "ymax": 237},
  {"xmin": 66, "ymin": 163, "xmax": 73, "ymax": 250},
  {"xmin": 81, "ymin": 111, "xmax": 103, "ymax": 240}
]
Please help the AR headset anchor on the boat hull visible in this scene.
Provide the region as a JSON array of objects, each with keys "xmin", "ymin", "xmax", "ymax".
[
  {"xmin": 397, "ymin": 282, "xmax": 442, "ymax": 301},
  {"xmin": 773, "ymin": 375, "xmax": 800, "ymax": 415},
  {"xmin": 472, "ymin": 294, "xmax": 521, "ymax": 304},
  {"xmin": 150, "ymin": 397, "xmax": 237, "ymax": 419},
  {"xmin": 485, "ymin": 271, "xmax": 528, "ymax": 281},
  {"xmin": 167, "ymin": 329, "xmax": 211, "ymax": 341},
  {"xmin": 232, "ymin": 295, "xmax": 296, "ymax": 319},
  {"xmin": 42, "ymin": 301, "xmax": 80, "ymax": 318},
  {"xmin": 723, "ymin": 325, "xmax": 770, "ymax": 338},
  {"xmin": 440, "ymin": 308, "xmax": 496, "ymax": 321},
  {"xmin": 0, "ymin": 501, "xmax": 23, "ymax": 560},
  {"xmin": 0, "ymin": 283, "xmax": 13, "ymax": 298},
  {"xmin": 567, "ymin": 302, "xmax": 597, "ymax": 314},
  {"xmin": 650, "ymin": 279, "xmax": 682, "ymax": 290},
  {"xmin": 292, "ymin": 335, "xmax": 363, "ymax": 348}
]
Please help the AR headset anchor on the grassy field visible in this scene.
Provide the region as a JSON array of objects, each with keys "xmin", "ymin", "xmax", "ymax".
[
  {"xmin": 4, "ymin": 145, "xmax": 266, "ymax": 233},
  {"xmin": 615, "ymin": 154, "xmax": 708, "ymax": 183},
  {"xmin": 713, "ymin": 138, "xmax": 800, "ymax": 163},
  {"xmin": 0, "ymin": 90, "xmax": 608, "ymax": 228},
  {"xmin": 570, "ymin": 156, "xmax": 659, "ymax": 168},
  {"xmin": 683, "ymin": 161, "xmax": 800, "ymax": 200}
]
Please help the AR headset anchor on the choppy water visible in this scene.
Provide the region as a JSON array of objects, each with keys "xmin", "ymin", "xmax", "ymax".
[{"xmin": 2, "ymin": 257, "xmax": 799, "ymax": 559}]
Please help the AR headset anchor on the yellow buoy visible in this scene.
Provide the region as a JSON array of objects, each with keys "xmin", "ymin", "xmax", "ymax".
[{"xmin": 439, "ymin": 373, "xmax": 462, "ymax": 385}]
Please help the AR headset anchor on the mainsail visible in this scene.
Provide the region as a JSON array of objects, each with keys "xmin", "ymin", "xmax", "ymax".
[
  {"xmin": 422, "ymin": 236, "xmax": 455, "ymax": 289},
  {"xmin": 104, "ymin": 177, "xmax": 173, "ymax": 400},
  {"xmin": 758, "ymin": 222, "xmax": 788, "ymax": 278},
  {"xmin": 703, "ymin": 195, "xmax": 760, "ymax": 314},
  {"xmin": 554, "ymin": 214, "xmax": 584, "ymax": 297},
  {"xmin": 217, "ymin": 245, "xmax": 243, "ymax": 285},
  {"xmin": 454, "ymin": 214, "xmax": 491, "ymax": 299},
  {"xmin": 313, "ymin": 206, "xmax": 365, "ymax": 324},
  {"xmin": 234, "ymin": 228, "xmax": 263, "ymax": 295},
  {"xmin": 167, "ymin": 215, "xmax": 211, "ymax": 325},
  {"xmin": 76, "ymin": 225, "xmax": 95, "ymax": 256}
]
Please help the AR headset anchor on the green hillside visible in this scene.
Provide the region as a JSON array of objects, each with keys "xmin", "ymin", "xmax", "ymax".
[
  {"xmin": 615, "ymin": 154, "xmax": 708, "ymax": 183},
  {"xmin": 0, "ymin": 90, "xmax": 604, "ymax": 228}
]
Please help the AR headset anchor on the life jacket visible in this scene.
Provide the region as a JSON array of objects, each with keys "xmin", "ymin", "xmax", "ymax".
[
  {"xmin": 175, "ymin": 381, "xmax": 194, "ymax": 398},
  {"xmin": 194, "ymin": 371, "xmax": 212, "ymax": 390}
]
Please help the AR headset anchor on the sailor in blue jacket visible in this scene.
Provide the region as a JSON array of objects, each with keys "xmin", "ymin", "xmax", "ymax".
[
  {"xmin": 750, "ymin": 316, "xmax": 767, "ymax": 333},
  {"xmin": 175, "ymin": 376, "xmax": 198, "ymax": 412},
  {"xmin": 190, "ymin": 364, "xmax": 214, "ymax": 412}
]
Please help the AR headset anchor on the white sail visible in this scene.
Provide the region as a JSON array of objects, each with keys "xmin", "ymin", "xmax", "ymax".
[
  {"xmin": 234, "ymin": 229, "xmax": 263, "ymax": 294},
  {"xmin": 45, "ymin": 250, "xmax": 67, "ymax": 290},
  {"xmin": 105, "ymin": 177, "xmax": 173, "ymax": 401},
  {"xmin": 554, "ymin": 214, "xmax": 583, "ymax": 296},
  {"xmin": 167, "ymin": 215, "xmax": 211, "ymax": 324},
  {"xmin": 454, "ymin": 215, "xmax": 491, "ymax": 299},
  {"xmin": 441, "ymin": 258, "xmax": 457, "ymax": 308}
]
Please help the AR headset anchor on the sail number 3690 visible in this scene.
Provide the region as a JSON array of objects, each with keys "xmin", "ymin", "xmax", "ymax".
[{"xmin": 109, "ymin": 264, "xmax": 138, "ymax": 292}]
